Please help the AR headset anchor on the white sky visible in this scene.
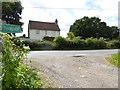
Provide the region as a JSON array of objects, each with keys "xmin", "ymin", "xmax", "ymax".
[{"xmin": 16, "ymin": 0, "xmax": 119, "ymax": 37}]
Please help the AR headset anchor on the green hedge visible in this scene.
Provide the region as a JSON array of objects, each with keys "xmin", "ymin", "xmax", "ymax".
[
  {"xmin": 23, "ymin": 40, "xmax": 56, "ymax": 50},
  {"xmin": 43, "ymin": 36, "xmax": 55, "ymax": 41},
  {"xmin": 54, "ymin": 36, "xmax": 107, "ymax": 50},
  {"xmin": 85, "ymin": 37, "xmax": 106, "ymax": 49},
  {"xmin": 22, "ymin": 36, "xmax": 120, "ymax": 50}
]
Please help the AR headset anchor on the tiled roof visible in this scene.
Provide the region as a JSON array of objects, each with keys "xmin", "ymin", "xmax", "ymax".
[{"xmin": 29, "ymin": 20, "xmax": 60, "ymax": 31}]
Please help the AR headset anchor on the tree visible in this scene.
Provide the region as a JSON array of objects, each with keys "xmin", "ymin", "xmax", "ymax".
[
  {"xmin": 111, "ymin": 26, "xmax": 119, "ymax": 39},
  {"xmin": 69, "ymin": 16, "xmax": 118, "ymax": 39},
  {"xmin": 2, "ymin": 1, "xmax": 23, "ymax": 36}
]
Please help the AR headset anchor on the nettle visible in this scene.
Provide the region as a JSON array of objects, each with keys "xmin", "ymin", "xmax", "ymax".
[{"xmin": 1, "ymin": 33, "xmax": 42, "ymax": 89}]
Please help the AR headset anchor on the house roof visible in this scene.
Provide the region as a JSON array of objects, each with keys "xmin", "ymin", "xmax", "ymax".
[{"xmin": 29, "ymin": 20, "xmax": 60, "ymax": 31}]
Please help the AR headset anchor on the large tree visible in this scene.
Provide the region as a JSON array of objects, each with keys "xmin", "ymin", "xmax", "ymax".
[
  {"xmin": 69, "ymin": 16, "xmax": 119, "ymax": 39},
  {"xmin": 2, "ymin": 1, "xmax": 23, "ymax": 36}
]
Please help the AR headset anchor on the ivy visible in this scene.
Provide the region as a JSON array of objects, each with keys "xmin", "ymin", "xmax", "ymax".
[{"xmin": 1, "ymin": 33, "xmax": 42, "ymax": 89}]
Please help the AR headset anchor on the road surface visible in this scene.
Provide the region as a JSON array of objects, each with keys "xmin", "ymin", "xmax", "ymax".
[
  {"xmin": 27, "ymin": 49, "xmax": 118, "ymax": 88},
  {"xmin": 27, "ymin": 49, "xmax": 118, "ymax": 56}
]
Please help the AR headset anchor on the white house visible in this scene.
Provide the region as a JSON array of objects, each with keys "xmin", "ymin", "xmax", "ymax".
[{"xmin": 28, "ymin": 19, "xmax": 60, "ymax": 40}]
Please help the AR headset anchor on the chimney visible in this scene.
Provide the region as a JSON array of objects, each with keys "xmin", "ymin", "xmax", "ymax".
[{"xmin": 55, "ymin": 19, "xmax": 58, "ymax": 24}]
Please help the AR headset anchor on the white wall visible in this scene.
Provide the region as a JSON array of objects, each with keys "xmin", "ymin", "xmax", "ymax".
[{"xmin": 29, "ymin": 29, "xmax": 60, "ymax": 40}]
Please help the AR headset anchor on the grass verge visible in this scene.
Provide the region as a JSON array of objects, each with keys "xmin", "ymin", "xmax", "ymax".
[{"xmin": 106, "ymin": 52, "xmax": 120, "ymax": 68}]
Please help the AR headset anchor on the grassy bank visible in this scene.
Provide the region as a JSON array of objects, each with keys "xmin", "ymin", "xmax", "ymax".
[{"xmin": 106, "ymin": 52, "xmax": 120, "ymax": 68}]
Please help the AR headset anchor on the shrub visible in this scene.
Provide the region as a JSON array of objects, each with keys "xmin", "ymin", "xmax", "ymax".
[
  {"xmin": 22, "ymin": 36, "xmax": 118, "ymax": 50},
  {"xmin": 54, "ymin": 36, "xmax": 67, "ymax": 49},
  {"xmin": 43, "ymin": 36, "xmax": 55, "ymax": 41},
  {"xmin": 85, "ymin": 37, "xmax": 106, "ymax": 49},
  {"xmin": 73, "ymin": 37, "xmax": 86, "ymax": 48},
  {"xmin": 95, "ymin": 38, "xmax": 106, "ymax": 49},
  {"xmin": 85, "ymin": 37, "xmax": 96, "ymax": 49},
  {"xmin": 23, "ymin": 40, "xmax": 42, "ymax": 49},
  {"xmin": 109, "ymin": 40, "xmax": 120, "ymax": 48},
  {"xmin": 1, "ymin": 34, "xmax": 42, "ymax": 89},
  {"xmin": 23, "ymin": 40, "xmax": 56, "ymax": 50},
  {"xmin": 54, "ymin": 36, "xmax": 107, "ymax": 50},
  {"xmin": 67, "ymin": 32, "xmax": 75, "ymax": 40}
]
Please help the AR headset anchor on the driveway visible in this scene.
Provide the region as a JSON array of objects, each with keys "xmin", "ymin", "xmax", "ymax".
[{"xmin": 27, "ymin": 49, "xmax": 118, "ymax": 88}]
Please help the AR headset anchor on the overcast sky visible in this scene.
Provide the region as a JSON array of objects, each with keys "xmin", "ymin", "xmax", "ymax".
[{"xmin": 16, "ymin": 0, "xmax": 119, "ymax": 37}]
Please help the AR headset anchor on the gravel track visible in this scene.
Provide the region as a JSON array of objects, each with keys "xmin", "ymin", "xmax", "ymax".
[{"xmin": 28, "ymin": 54, "xmax": 118, "ymax": 88}]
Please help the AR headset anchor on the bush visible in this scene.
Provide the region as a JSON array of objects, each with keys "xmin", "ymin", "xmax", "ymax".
[
  {"xmin": 22, "ymin": 36, "xmax": 119, "ymax": 50},
  {"xmin": 1, "ymin": 34, "xmax": 42, "ymax": 89},
  {"xmin": 43, "ymin": 36, "xmax": 55, "ymax": 41},
  {"xmin": 23, "ymin": 40, "xmax": 56, "ymax": 50},
  {"xmin": 95, "ymin": 38, "xmax": 106, "ymax": 49},
  {"xmin": 67, "ymin": 32, "xmax": 75, "ymax": 40},
  {"xmin": 73, "ymin": 37, "xmax": 86, "ymax": 48},
  {"xmin": 108, "ymin": 40, "xmax": 120, "ymax": 49},
  {"xmin": 23, "ymin": 40, "xmax": 42, "ymax": 49},
  {"xmin": 54, "ymin": 36, "xmax": 67, "ymax": 49},
  {"xmin": 85, "ymin": 37, "xmax": 106, "ymax": 49},
  {"xmin": 54, "ymin": 36, "xmax": 107, "ymax": 50}
]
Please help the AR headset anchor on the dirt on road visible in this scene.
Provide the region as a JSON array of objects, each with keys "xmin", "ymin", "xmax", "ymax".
[{"xmin": 28, "ymin": 54, "xmax": 118, "ymax": 88}]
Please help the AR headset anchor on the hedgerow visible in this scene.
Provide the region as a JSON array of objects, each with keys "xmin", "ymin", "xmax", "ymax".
[
  {"xmin": 21, "ymin": 34, "xmax": 120, "ymax": 50},
  {"xmin": 23, "ymin": 40, "xmax": 56, "ymax": 50}
]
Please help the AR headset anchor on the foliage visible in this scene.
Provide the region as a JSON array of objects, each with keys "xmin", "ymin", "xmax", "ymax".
[
  {"xmin": 1, "ymin": 34, "xmax": 42, "ymax": 89},
  {"xmin": 73, "ymin": 37, "xmax": 86, "ymax": 48},
  {"xmin": 69, "ymin": 16, "xmax": 119, "ymax": 39},
  {"xmin": 23, "ymin": 40, "xmax": 56, "ymax": 50},
  {"xmin": 54, "ymin": 36, "xmax": 67, "ymax": 49},
  {"xmin": 111, "ymin": 40, "xmax": 120, "ymax": 48},
  {"xmin": 1, "ymin": 1, "xmax": 24, "ymax": 36},
  {"xmin": 106, "ymin": 52, "xmax": 120, "ymax": 68},
  {"xmin": 67, "ymin": 32, "xmax": 75, "ymax": 40},
  {"xmin": 2, "ymin": 1, "xmax": 23, "ymax": 26},
  {"xmin": 43, "ymin": 36, "xmax": 55, "ymax": 41},
  {"xmin": 22, "ymin": 36, "xmax": 119, "ymax": 50},
  {"xmin": 111, "ymin": 26, "xmax": 119, "ymax": 39},
  {"xmin": 85, "ymin": 37, "xmax": 106, "ymax": 49},
  {"xmin": 54, "ymin": 36, "xmax": 107, "ymax": 50},
  {"xmin": 107, "ymin": 39, "xmax": 120, "ymax": 49}
]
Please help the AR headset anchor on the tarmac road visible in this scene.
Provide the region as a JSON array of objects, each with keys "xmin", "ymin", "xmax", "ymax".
[
  {"xmin": 27, "ymin": 49, "xmax": 118, "ymax": 88},
  {"xmin": 27, "ymin": 49, "xmax": 118, "ymax": 56}
]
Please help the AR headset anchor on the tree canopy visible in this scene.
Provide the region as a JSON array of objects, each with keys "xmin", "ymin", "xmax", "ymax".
[
  {"xmin": 69, "ymin": 16, "xmax": 119, "ymax": 39},
  {"xmin": 1, "ymin": 1, "xmax": 23, "ymax": 36},
  {"xmin": 2, "ymin": 1, "xmax": 23, "ymax": 26}
]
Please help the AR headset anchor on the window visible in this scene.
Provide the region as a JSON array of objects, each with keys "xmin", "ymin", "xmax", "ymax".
[
  {"xmin": 52, "ymin": 31, "xmax": 56, "ymax": 37},
  {"xmin": 45, "ymin": 30, "xmax": 47, "ymax": 36},
  {"xmin": 36, "ymin": 30, "xmax": 40, "ymax": 35}
]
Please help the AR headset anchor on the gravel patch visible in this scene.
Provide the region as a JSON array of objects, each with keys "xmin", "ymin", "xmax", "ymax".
[{"xmin": 28, "ymin": 54, "xmax": 118, "ymax": 88}]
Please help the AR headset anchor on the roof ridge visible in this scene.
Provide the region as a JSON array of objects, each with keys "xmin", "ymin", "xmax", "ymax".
[{"xmin": 29, "ymin": 20, "xmax": 55, "ymax": 24}]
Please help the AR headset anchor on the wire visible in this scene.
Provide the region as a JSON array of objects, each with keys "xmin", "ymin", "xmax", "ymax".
[{"xmin": 24, "ymin": 7, "xmax": 118, "ymax": 10}]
